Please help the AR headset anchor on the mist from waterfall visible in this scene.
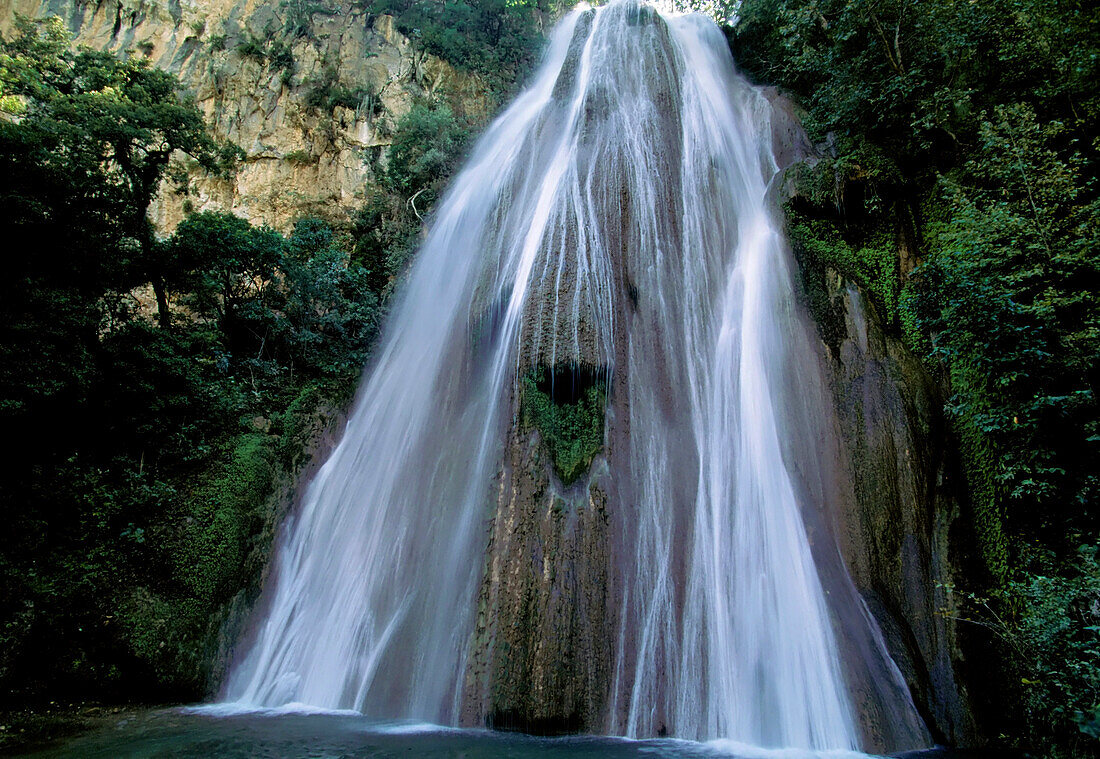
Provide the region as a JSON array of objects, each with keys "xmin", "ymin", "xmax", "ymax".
[{"xmin": 221, "ymin": 1, "xmax": 922, "ymax": 751}]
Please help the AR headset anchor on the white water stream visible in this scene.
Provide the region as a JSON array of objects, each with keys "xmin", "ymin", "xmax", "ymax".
[{"xmin": 223, "ymin": 2, "xmax": 923, "ymax": 751}]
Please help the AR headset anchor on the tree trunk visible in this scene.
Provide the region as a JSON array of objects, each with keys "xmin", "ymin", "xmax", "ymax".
[{"xmin": 154, "ymin": 278, "xmax": 171, "ymax": 328}]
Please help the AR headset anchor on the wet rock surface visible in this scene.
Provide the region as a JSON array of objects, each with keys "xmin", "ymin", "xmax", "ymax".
[
  {"xmin": 462, "ymin": 390, "xmax": 615, "ymax": 735},
  {"xmin": 810, "ymin": 269, "xmax": 977, "ymax": 746}
]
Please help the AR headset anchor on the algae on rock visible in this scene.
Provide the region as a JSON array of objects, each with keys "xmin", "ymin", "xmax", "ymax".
[{"xmin": 520, "ymin": 364, "xmax": 607, "ymax": 487}]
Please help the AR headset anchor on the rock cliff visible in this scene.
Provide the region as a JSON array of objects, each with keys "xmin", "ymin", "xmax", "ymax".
[
  {"xmin": 794, "ymin": 251, "xmax": 978, "ymax": 746},
  {"xmin": 0, "ymin": 0, "xmax": 493, "ymax": 231}
]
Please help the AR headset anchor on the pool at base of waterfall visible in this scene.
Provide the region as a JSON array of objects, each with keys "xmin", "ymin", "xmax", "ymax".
[{"xmin": 6, "ymin": 707, "xmax": 997, "ymax": 759}]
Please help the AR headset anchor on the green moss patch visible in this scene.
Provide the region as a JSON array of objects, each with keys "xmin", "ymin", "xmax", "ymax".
[
  {"xmin": 520, "ymin": 365, "xmax": 607, "ymax": 486},
  {"xmin": 787, "ymin": 205, "xmax": 901, "ymax": 325}
]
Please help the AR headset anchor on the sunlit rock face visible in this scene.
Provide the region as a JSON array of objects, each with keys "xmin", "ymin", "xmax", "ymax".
[{"xmin": 0, "ymin": 0, "xmax": 492, "ymax": 231}]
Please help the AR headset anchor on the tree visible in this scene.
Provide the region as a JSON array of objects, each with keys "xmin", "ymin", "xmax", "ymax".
[
  {"xmin": 168, "ymin": 211, "xmax": 284, "ymax": 347},
  {"xmin": 1, "ymin": 15, "xmax": 241, "ymax": 327}
]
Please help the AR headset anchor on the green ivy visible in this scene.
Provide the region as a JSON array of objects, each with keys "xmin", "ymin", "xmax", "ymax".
[{"xmin": 786, "ymin": 207, "xmax": 900, "ymax": 324}]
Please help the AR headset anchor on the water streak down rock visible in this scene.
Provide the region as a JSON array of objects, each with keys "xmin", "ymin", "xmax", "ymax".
[{"xmin": 222, "ymin": 2, "xmax": 935, "ymax": 752}]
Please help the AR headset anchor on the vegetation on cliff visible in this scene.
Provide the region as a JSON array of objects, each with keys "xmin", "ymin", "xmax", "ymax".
[
  {"xmin": 521, "ymin": 365, "xmax": 607, "ymax": 486},
  {"xmin": 372, "ymin": 0, "xmax": 563, "ymax": 86},
  {"xmin": 733, "ymin": 0, "xmax": 1099, "ymax": 753},
  {"xmin": 4, "ymin": 0, "xmax": 1095, "ymax": 754}
]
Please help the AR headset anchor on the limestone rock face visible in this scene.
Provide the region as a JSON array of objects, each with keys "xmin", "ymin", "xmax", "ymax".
[
  {"xmin": 0, "ymin": 0, "xmax": 492, "ymax": 231},
  {"xmin": 462, "ymin": 415, "xmax": 615, "ymax": 735},
  {"xmin": 811, "ymin": 271, "xmax": 977, "ymax": 745}
]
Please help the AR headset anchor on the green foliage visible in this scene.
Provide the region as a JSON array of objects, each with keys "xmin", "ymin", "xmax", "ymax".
[
  {"xmin": 303, "ymin": 61, "xmax": 381, "ymax": 114},
  {"xmin": 0, "ymin": 20, "xmax": 389, "ymax": 707},
  {"xmin": 946, "ymin": 544, "xmax": 1100, "ymax": 753},
  {"xmin": 910, "ymin": 105, "xmax": 1099, "ymax": 546},
  {"xmin": 276, "ymin": 216, "xmax": 381, "ymax": 382},
  {"xmin": 170, "ymin": 211, "xmax": 284, "ymax": 328},
  {"xmin": 385, "ymin": 102, "xmax": 469, "ymax": 202},
  {"xmin": 180, "ymin": 434, "xmax": 275, "ymax": 604},
  {"xmin": 0, "ymin": 14, "xmax": 241, "ymax": 333},
  {"xmin": 371, "ymin": 0, "xmax": 554, "ymax": 85},
  {"xmin": 0, "ymin": 206, "xmax": 381, "ymax": 701},
  {"xmin": 281, "ymin": 0, "xmax": 340, "ymax": 39},
  {"xmin": 164, "ymin": 211, "xmax": 381, "ymax": 394},
  {"xmin": 0, "ymin": 15, "xmax": 239, "ymax": 196},
  {"xmin": 787, "ymin": 207, "xmax": 900, "ymax": 323},
  {"xmin": 520, "ymin": 366, "xmax": 606, "ymax": 485},
  {"xmin": 238, "ymin": 31, "xmax": 296, "ymax": 72},
  {"xmin": 272, "ymin": 383, "xmax": 328, "ymax": 466},
  {"xmin": 352, "ymin": 190, "xmax": 419, "ymax": 292},
  {"xmin": 350, "ymin": 102, "xmax": 472, "ymax": 289},
  {"xmin": 951, "ymin": 367, "xmax": 1011, "ymax": 583},
  {"xmin": 285, "ymin": 148, "xmax": 315, "ymax": 165},
  {"xmin": 117, "ymin": 433, "xmax": 277, "ymax": 690},
  {"xmin": 237, "ymin": 33, "xmax": 266, "ymax": 61},
  {"xmin": 736, "ymin": 0, "xmax": 1100, "ymax": 207}
]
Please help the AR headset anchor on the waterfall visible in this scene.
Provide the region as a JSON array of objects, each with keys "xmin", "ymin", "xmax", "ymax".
[{"xmin": 222, "ymin": 1, "xmax": 924, "ymax": 751}]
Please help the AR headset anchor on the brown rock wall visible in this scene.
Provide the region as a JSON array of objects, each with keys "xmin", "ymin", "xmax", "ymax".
[
  {"xmin": 462, "ymin": 409, "xmax": 615, "ymax": 734},
  {"xmin": 0, "ymin": 0, "xmax": 492, "ymax": 231},
  {"xmin": 821, "ymin": 276, "xmax": 977, "ymax": 745}
]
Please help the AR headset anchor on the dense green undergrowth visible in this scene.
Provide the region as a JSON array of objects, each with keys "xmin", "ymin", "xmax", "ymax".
[
  {"xmin": 734, "ymin": 0, "xmax": 1099, "ymax": 753},
  {"xmin": 0, "ymin": 6, "xmax": 509, "ymax": 712}
]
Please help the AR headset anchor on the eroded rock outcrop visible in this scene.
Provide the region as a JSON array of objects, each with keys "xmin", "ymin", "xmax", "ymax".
[
  {"xmin": 462, "ymin": 407, "xmax": 615, "ymax": 734},
  {"xmin": 798, "ymin": 260, "xmax": 978, "ymax": 745},
  {"xmin": 0, "ymin": 0, "xmax": 492, "ymax": 231}
]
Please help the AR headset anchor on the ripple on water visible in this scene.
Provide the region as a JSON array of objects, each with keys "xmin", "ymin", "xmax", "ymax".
[{"xmin": 11, "ymin": 708, "xmax": 975, "ymax": 759}]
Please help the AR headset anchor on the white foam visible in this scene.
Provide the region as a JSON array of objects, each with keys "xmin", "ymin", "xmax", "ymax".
[
  {"xmin": 705, "ymin": 739, "xmax": 886, "ymax": 759},
  {"xmin": 182, "ymin": 701, "xmax": 361, "ymax": 718},
  {"xmin": 365, "ymin": 721, "xmax": 467, "ymax": 736}
]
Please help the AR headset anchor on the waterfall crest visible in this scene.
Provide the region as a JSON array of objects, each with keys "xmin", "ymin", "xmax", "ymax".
[{"xmin": 222, "ymin": 2, "xmax": 925, "ymax": 751}]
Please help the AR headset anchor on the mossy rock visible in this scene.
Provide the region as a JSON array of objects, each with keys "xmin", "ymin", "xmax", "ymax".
[{"xmin": 520, "ymin": 365, "xmax": 607, "ymax": 486}]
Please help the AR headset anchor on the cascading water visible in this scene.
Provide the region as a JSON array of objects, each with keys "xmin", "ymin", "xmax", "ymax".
[{"xmin": 222, "ymin": 1, "xmax": 926, "ymax": 752}]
